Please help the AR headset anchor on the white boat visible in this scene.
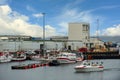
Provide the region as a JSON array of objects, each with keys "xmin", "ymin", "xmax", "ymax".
[
  {"xmin": 30, "ymin": 54, "xmax": 55, "ymax": 62},
  {"xmin": 57, "ymin": 52, "xmax": 77, "ymax": 64},
  {"xmin": 76, "ymin": 52, "xmax": 84, "ymax": 62},
  {"xmin": 11, "ymin": 51, "xmax": 26, "ymax": 61},
  {"xmin": 30, "ymin": 54, "xmax": 42, "ymax": 61},
  {"xmin": 25, "ymin": 49, "xmax": 36, "ymax": 55},
  {"xmin": 74, "ymin": 60, "xmax": 104, "ymax": 72},
  {"xmin": 0, "ymin": 50, "xmax": 12, "ymax": 63}
]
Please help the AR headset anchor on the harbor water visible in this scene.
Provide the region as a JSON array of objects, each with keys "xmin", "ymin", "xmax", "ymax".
[{"xmin": 0, "ymin": 59, "xmax": 120, "ymax": 80}]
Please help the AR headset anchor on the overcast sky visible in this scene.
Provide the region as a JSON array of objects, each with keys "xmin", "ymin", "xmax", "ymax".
[{"xmin": 0, "ymin": 0, "xmax": 120, "ymax": 37}]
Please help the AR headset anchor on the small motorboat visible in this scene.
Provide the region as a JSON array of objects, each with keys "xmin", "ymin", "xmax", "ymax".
[{"xmin": 74, "ymin": 60, "xmax": 104, "ymax": 72}]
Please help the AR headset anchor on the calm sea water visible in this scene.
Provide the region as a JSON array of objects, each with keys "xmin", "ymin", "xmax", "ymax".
[{"xmin": 0, "ymin": 59, "xmax": 120, "ymax": 80}]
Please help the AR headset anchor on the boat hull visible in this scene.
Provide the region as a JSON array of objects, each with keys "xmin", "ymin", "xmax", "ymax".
[
  {"xmin": 57, "ymin": 58, "xmax": 76, "ymax": 64},
  {"xmin": 74, "ymin": 66, "xmax": 104, "ymax": 72},
  {"xmin": 11, "ymin": 58, "xmax": 26, "ymax": 61},
  {"xmin": 0, "ymin": 58, "xmax": 11, "ymax": 63},
  {"xmin": 12, "ymin": 56, "xmax": 26, "ymax": 61}
]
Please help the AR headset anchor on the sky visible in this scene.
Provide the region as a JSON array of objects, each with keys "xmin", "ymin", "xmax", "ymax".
[{"xmin": 0, "ymin": 0, "xmax": 120, "ymax": 38}]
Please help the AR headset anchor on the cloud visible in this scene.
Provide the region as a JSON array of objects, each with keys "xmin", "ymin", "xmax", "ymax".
[
  {"xmin": 26, "ymin": 5, "xmax": 35, "ymax": 12},
  {"xmin": 1, "ymin": 2, "xmax": 119, "ymax": 38},
  {"xmin": 63, "ymin": 0, "xmax": 84, "ymax": 10},
  {"xmin": 102, "ymin": 24, "xmax": 120, "ymax": 36},
  {"xmin": 86, "ymin": 5, "xmax": 120, "ymax": 13},
  {"xmin": 58, "ymin": 22, "xmax": 68, "ymax": 34},
  {"xmin": 45, "ymin": 25, "xmax": 58, "ymax": 37},
  {"xmin": 51, "ymin": 0, "xmax": 104, "ymax": 36},
  {"xmin": 55, "ymin": 4, "xmax": 120, "ymax": 36},
  {"xmin": 0, "ymin": 5, "xmax": 11, "ymax": 15},
  {"xmin": 32, "ymin": 13, "xmax": 44, "ymax": 18},
  {"xmin": 0, "ymin": 0, "xmax": 10, "ymax": 5},
  {"xmin": 55, "ymin": 8, "xmax": 95, "ymax": 35},
  {"xmin": 0, "ymin": 5, "xmax": 57, "ymax": 37},
  {"xmin": 100, "ymin": 5, "xmax": 120, "ymax": 9}
]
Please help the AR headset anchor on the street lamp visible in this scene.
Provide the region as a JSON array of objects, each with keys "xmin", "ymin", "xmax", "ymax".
[
  {"xmin": 97, "ymin": 19, "xmax": 99, "ymax": 45},
  {"xmin": 42, "ymin": 13, "xmax": 45, "ymax": 56}
]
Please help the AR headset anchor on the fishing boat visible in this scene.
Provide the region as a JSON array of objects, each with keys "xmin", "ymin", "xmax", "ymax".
[
  {"xmin": 74, "ymin": 60, "xmax": 104, "ymax": 72},
  {"xmin": 30, "ymin": 51, "xmax": 57, "ymax": 62},
  {"xmin": 25, "ymin": 50, "xmax": 37, "ymax": 60},
  {"xmin": 30, "ymin": 54, "xmax": 41, "ymax": 61},
  {"xmin": 0, "ymin": 50, "xmax": 12, "ymax": 63},
  {"xmin": 56, "ymin": 52, "xmax": 77, "ymax": 64},
  {"xmin": 25, "ymin": 50, "xmax": 36, "ymax": 54},
  {"xmin": 11, "ymin": 51, "xmax": 26, "ymax": 61}
]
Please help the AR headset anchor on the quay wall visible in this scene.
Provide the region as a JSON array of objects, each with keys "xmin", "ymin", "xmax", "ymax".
[{"xmin": 83, "ymin": 51, "xmax": 120, "ymax": 59}]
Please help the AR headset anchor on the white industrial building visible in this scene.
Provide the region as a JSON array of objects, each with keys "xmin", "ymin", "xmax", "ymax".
[
  {"xmin": 0, "ymin": 40, "xmax": 83, "ymax": 52},
  {"xmin": 0, "ymin": 22, "xmax": 103, "ymax": 51},
  {"xmin": 68, "ymin": 22, "xmax": 90, "ymax": 42}
]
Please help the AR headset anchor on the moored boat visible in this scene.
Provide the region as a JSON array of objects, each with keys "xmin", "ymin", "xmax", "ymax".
[
  {"xmin": 0, "ymin": 50, "xmax": 12, "ymax": 63},
  {"xmin": 30, "ymin": 54, "xmax": 44, "ymax": 61},
  {"xmin": 56, "ymin": 52, "xmax": 77, "ymax": 64},
  {"xmin": 11, "ymin": 51, "xmax": 26, "ymax": 61}
]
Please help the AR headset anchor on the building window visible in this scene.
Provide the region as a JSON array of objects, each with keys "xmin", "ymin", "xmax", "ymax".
[
  {"xmin": 83, "ymin": 25, "xmax": 86, "ymax": 31},
  {"xmin": 86, "ymin": 25, "xmax": 89, "ymax": 31},
  {"xmin": 83, "ymin": 24, "xmax": 89, "ymax": 31}
]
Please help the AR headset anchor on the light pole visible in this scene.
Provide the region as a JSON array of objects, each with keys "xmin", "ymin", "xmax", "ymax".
[
  {"xmin": 97, "ymin": 19, "xmax": 99, "ymax": 45},
  {"xmin": 42, "ymin": 13, "xmax": 45, "ymax": 56}
]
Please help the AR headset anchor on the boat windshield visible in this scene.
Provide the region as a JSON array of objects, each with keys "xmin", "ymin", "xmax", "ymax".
[{"xmin": 82, "ymin": 61, "xmax": 90, "ymax": 66}]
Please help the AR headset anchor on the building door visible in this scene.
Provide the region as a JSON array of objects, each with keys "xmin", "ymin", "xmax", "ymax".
[{"xmin": 68, "ymin": 45, "xmax": 71, "ymax": 50}]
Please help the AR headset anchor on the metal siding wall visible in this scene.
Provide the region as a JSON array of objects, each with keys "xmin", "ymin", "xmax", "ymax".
[{"xmin": 0, "ymin": 41, "xmax": 64, "ymax": 52}]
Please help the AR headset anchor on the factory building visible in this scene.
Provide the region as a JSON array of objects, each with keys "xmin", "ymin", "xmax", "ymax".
[
  {"xmin": 0, "ymin": 22, "xmax": 103, "ymax": 51},
  {"xmin": 68, "ymin": 22, "xmax": 90, "ymax": 42}
]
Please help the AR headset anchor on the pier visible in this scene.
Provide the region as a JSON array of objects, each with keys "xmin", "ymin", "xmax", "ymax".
[{"xmin": 83, "ymin": 51, "xmax": 120, "ymax": 59}]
